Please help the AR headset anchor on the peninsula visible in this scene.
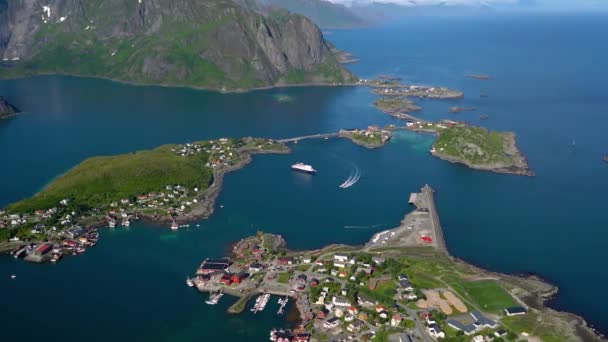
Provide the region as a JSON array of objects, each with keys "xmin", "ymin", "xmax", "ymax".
[
  {"xmin": 0, "ymin": 97, "xmax": 19, "ymax": 119},
  {"xmin": 189, "ymin": 186, "xmax": 602, "ymax": 342},
  {"xmin": 0, "ymin": 0, "xmax": 354, "ymax": 91},
  {"xmin": 0, "ymin": 137, "xmax": 289, "ymax": 254}
]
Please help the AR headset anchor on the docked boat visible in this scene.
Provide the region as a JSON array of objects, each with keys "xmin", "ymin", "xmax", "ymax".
[
  {"xmin": 51, "ymin": 252, "xmax": 62, "ymax": 263},
  {"xmin": 205, "ymin": 291, "xmax": 224, "ymax": 305},
  {"xmin": 186, "ymin": 278, "xmax": 194, "ymax": 287},
  {"xmin": 171, "ymin": 221, "xmax": 179, "ymax": 230},
  {"xmin": 122, "ymin": 219, "xmax": 130, "ymax": 227},
  {"xmin": 291, "ymin": 163, "xmax": 316, "ymax": 174}
]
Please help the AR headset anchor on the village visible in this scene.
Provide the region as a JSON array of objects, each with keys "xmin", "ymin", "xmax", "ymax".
[
  {"xmin": 0, "ymin": 137, "xmax": 287, "ymax": 263},
  {"xmin": 187, "ymin": 187, "xmax": 531, "ymax": 342}
]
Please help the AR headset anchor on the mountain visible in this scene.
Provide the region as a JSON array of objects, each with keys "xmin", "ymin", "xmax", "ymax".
[
  {"xmin": 0, "ymin": 0, "xmax": 355, "ymax": 91},
  {"xmin": 255, "ymin": 0, "xmax": 367, "ymax": 29},
  {"xmin": 0, "ymin": 96, "xmax": 18, "ymax": 119}
]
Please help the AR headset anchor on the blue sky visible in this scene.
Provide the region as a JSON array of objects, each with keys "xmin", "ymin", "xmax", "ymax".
[{"xmin": 327, "ymin": 0, "xmax": 608, "ymax": 11}]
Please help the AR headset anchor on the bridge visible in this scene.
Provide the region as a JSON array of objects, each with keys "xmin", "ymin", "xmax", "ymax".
[{"xmin": 277, "ymin": 132, "xmax": 340, "ymax": 143}]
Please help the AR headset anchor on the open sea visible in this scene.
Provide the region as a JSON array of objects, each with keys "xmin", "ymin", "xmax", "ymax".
[{"xmin": 0, "ymin": 13, "xmax": 607, "ymax": 341}]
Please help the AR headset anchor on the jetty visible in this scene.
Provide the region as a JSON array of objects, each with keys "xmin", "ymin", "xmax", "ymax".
[{"xmin": 367, "ymin": 185, "xmax": 447, "ymax": 254}]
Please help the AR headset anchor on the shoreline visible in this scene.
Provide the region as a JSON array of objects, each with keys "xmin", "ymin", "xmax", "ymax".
[
  {"xmin": 0, "ymin": 72, "xmax": 362, "ymax": 94},
  {"xmin": 189, "ymin": 186, "xmax": 605, "ymax": 342}
]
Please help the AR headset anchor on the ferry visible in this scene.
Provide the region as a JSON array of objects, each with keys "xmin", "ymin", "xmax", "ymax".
[
  {"xmin": 205, "ymin": 291, "xmax": 224, "ymax": 305},
  {"xmin": 186, "ymin": 277, "xmax": 194, "ymax": 287},
  {"xmin": 291, "ymin": 163, "xmax": 316, "ymax": 174}
]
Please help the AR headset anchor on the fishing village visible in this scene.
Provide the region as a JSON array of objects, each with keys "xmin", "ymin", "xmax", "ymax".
[{"xmin": 183, "ymin": 185, "xmax": 589, "ymax": 342}]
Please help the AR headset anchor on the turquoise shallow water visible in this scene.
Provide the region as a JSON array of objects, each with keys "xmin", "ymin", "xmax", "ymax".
[{"xmin": 1, "ymin": 13, "xmax": 608, "ymax": 340}]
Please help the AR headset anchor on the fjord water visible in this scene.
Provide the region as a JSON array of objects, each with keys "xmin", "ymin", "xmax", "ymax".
[{"xmin": 1, "ymin": 13, "xmax": 608, "ymax": 340}]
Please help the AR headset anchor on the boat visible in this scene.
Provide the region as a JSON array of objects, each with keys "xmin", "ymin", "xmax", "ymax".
[
  {"xmin": 76, "ymin": 247, "xmax": 86, "ymax": 254},
  {"xmin": 186, "ymin": 277, "xmax": 194, "ymax": 287},
  {"xmin": 205, "ymin": 291, "xmax": 224, "ymax": 305},
  {"xmin": 51, "ymin": 252, "xmax": 62, "ymax": 263},
  {"xmin": 251, "ymin": 293, "xmax": 271, "ymax": 313},
  {"xmin": 122, "ymin": 219, "xmax": 130, "ymax": 227},
  {"xmin": 603, "ymin": 154, "xmax": 608, "ymax": 162},
  {"xmin": 171, "ymin": 220, "xmax": 179, "ymax": 230},
  {"xmin": 291, "ymin": 163, "xmax": 316, "ymax": 174}
]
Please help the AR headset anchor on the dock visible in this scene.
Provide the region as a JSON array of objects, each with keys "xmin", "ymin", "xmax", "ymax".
[
  {"xmin": 367, "ymin": 185, "xmax": 447, "ymax": 254},
  {"xmin": 420, "ymin": 185, "xmax": 447, "ymax": 253}
]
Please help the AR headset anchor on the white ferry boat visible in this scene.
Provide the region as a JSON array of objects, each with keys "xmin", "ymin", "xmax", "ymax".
[{"xmin": 291, "ymin": 163, "xmax": 317, "ymax": 174}]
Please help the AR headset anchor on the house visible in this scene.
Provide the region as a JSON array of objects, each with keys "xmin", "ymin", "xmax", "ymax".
[
  {"xmin": 295, "ymin": 333, "xmax": 311, "ymax": 342},
  {"xmin": 399, "ymin": 279, "xmax": 414, "ymax": 292},
  {"xmin": 391, "ymin": 314, "xmax": 403, "ymax": 327},
  {"xmin": 323, "ymin": 317, "xmax": 340, "ymax": 329},
  {"xmin": 379, "ymin": 311, "xmax": 388, "ymax": 319},
  {"xmin": 348, "ymin": 306, "xmax": 359, "ymax": 316},
  {"xmin": 446, "ymin": 319, "xmax": 477, "ymax": 335},
  {"xmin": 472, "ymin": 336, "xmax": 484, "ymax": 342},
  {"xmin": 344, "ymin": 314, "xmax": 354, "ymax": 322},
  {"xmin": 372, "ymin": 256, "xmax": 385, "ymax": 264},
  {"xmin": 220, "ymin": 274, "xmax": 233, "ymax": 286},
  {"xmin": 231, "ymin": 272, "xmax": 247, "ymax": 284},
  {"xmin": 249, "ymin": 263, "xmax": 264, "ymax": 273},
  {"xmin": 428, "ymin": 323, "xmax": 445, "ymax": 339},
  {"xmin": 310, "ymin": 278, "xmax": 319, "ymax": 287},
  {"xmin": 358, "ymin": 294, "xmax": 376, "ymax": 307},
  {"xmin": 494, "ymin": 330, "xmax": 508, "ymax": 338},
  {"xmin": 338, "ymin": 271, "xmax": 348, "ymax": 278},
  {"xmin": 334, "ymin": 254, "xmax": 349, "ymax": 263},
  {"xmin": 505, "ymin": 307, "xmax": 528, "ymax": 316},
  {"xmin": 315, "ymin": 260, "xmax": 325, "ymax": 266},
  {"xmin": 317, "ymin": 308, "xmax": 329, "ymax": 319},
  {"xmin": 278, "ymin": 257, "xmax": 293, "ymax": 265},
  {"xmin": 334, "ymin": 262, "xmax": 346, "ymax": 269},
  {"xmin": 335, "ymin": 308, "xmax": 344, "ymax": 317},
  {"xmin": 471, "ymin": 310, "xmax": 498, "ymax": 329},
  {"xmin": 332, "ymin": 296, "xmax": 351, "ymax": 307},
  {"xmin": 302, "ymin": 257, "xmax": 311, "ymax": 264}
]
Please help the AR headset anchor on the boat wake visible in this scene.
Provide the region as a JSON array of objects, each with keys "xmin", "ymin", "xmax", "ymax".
[{"xmin": 339, "ymin": 164, "xmax": 361, "ymax": 189}]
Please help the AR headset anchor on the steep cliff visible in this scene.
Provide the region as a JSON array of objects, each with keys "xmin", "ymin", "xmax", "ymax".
[{"xmin": 0, "ymin": 0, "xmax": 355, "ymax": 90}]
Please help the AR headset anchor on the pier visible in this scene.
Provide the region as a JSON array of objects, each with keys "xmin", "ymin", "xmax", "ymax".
[{"xmin": 421, "ymin": 185, "xmax": 447, "ymax": 253}]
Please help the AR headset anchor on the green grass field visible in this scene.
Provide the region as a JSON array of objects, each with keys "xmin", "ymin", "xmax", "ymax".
[
  {"xmin": 434, "ymin": 125, "xmax": 515, "ymax": 166},
  {"xmin": 9, "ymin": 144, "xmax": 211, "ymax": 213},
  {"xmin": 460, "ymin": 280, "xmax": 519, "ymax": 313}
]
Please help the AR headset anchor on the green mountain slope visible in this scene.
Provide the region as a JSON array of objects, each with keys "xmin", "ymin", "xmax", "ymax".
[{"xmin": 0, "ymin": 0, "xmax": 355, "ymax": 90}]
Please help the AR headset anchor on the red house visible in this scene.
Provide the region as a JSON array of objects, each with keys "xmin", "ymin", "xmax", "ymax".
[
  {"xmin": 220, "ymin": 274, "xmax": 233, "ymax": 286},
  {"xmin": 231, "ymin": 272, "xmax": 247, "ymax": 284},
  {"xmin": 278, "ymin": 258, "xmax": 293, "ymax": 265}
]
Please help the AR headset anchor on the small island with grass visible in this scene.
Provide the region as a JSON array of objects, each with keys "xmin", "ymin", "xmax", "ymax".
[
  {"xmin": 429, "ymin": 123, "xmax": 532, "ymax": 176},
  {"xmin": 339, "ymin": 126, "xmax": 392, "ymax": 149}
]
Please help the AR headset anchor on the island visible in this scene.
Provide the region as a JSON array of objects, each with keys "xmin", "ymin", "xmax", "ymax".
[
  {"xmin": 188, "ymin": 186, "xmax": 600, "ymax": 342},
  {"xmin": 0, "ymin": 137, "xmax": 289, "ymax": 255},
  {"xmin": 339, "ymin": 127, "xmax": 392, "ymax": 149},
  {"xmin": 0, "ymin": 97, "xmax": 19, "ymax": 119},
  {"xmin": 368, "ymin": 80, "xmax": 532, "ymax": 176}
]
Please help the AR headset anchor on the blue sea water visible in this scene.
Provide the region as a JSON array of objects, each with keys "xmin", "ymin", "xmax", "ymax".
[{"xmin": 1, "ymin": 13, "xmax": 607, "ymax": 340}]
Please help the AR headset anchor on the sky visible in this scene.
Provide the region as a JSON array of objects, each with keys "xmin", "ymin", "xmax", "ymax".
[{"xmin": 326, "ymin": 0, "xmax": 608, "ymax": 11}]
